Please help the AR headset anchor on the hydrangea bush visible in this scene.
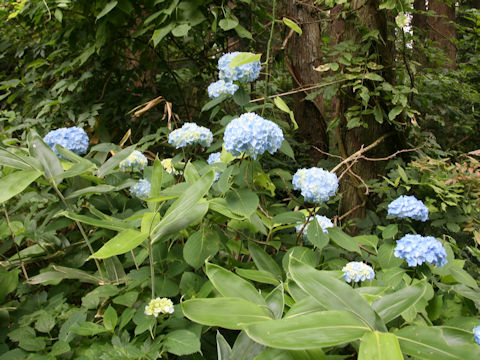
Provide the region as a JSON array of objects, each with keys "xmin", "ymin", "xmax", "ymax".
[{"xmin": 2, "ymin": 50, "xmax": 480, "ymax": 360}]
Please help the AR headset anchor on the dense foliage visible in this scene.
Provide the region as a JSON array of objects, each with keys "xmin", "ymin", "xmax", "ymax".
[{"xmin": 1, "ymin": 0, "xmax": 480, "ymax": 359}]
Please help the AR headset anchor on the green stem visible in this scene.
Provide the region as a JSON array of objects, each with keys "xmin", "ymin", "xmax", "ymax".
[
  {"xmin": 262, "ymin": 0, "xmax": 276, "ymax": 117},
  {"xmin": 148, "ymin": 238, "xmax": 155, "ymax": 298},
  {"xmin": 51, "ymin": 181, "xmax": 104, "ymax": 282}
]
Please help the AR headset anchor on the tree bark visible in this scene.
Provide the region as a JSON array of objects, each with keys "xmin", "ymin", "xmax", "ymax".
[
  {"xmin": 286, "ymin": 0, "xmax": 329, "ymax": 161},
  {"xmin": 427, "ymin": 0, "xmax": 457, "ymax": 68}
]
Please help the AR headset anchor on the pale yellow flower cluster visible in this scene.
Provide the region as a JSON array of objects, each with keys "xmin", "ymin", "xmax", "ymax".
[{"xmin": 144, "ymin": 297, "xmax": 175, "ymax": 317}]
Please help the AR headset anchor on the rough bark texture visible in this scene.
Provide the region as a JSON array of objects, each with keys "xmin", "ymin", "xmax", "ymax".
[
  {"xmin": 332, "ymin": 0, "xmax": 399, "ymax": 222},
  {"xmin": 286, "ymin": 0, "xmax": 329, "ymax": 162},
  {"xmin": 427, "ymin": 0, "xmax": 457, "ymax": 68},
  {"xmin": 412, "ymin": 0, "xmax": 427, "ymax": 63}
]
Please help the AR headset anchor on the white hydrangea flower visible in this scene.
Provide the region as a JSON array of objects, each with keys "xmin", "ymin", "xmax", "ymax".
[{"xmin": 144, "ymin": 297, "xmax": 175, "ymax": 317}]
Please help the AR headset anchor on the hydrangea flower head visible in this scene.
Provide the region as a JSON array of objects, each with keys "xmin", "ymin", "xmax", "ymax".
[
  {"xmin": 394, "ymin": 234, "xmax": 447, "ymax": 267},
  {"xmin": 218, "ymin": 52, "xmax": 261, "ymax": 83},
  {"xmin": 388, "ymin": 195, "xmax": 429, "ymax": 222},
  {"xmin": 43, "ymin": 127, "xmax": 89, "ymax": 157},
  {"xmin": 144, "ymin": 297, "xmax": 174, "ymax": 317},
  {"xmin": 208, "ymin": 80, "xmax": 239, "ymax": 99},
  {"xmin": 207, "ymin": 152, "xmax": 222, "ymax": 181},
  {"xmin": 473, "ymin": 326, "xmax": 480, "ymax": 345},
  {"xmin": 119, "ymin": 150, "xmax": 148, "ymax": 171},
  {"xmin": 161, "ymin": 158, "xmax": 180, "ymax": 175},
  {"xmin": 292, "ymin": 168, "xmax": 339, "ymax": 204},
  {"xmin": 223, "ymin": 113, "xmax": 284, "ymax": 160},
  {"xmin": 168, "ymin": 123, "xmax": 213, "ymax": 149},
  {"xmin": 342, "ymin": 262, "xmax": 375, "ymax": 283},
  {"xmin": 130, "ymin": 179, "xmax": 151, "ymax": 200},
  {"xmin": 295, "ymin": 215, "xmax": 333, "ymax": 241}
]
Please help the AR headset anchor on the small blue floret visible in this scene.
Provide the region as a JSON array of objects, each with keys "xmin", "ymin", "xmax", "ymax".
[
  {"xmin": 223, "ymin": 113, "xmax": 283, "ymax": 160},
  {"xmin": 388, "ymin": 195, "xmax": 429, "ymax": 222},
  {"xmin": 207, "ymin": 80, "xmax": 239, "ymax": 99},
  {"xmin": 43, "ymin": 127, "xmax": 89, "ymax": 157},
  {"xmin": 394, "ymin": 234, "xmax": 447, "ymax": 267},
  {"xmin": 168, "ymin": 123, "xmax": 213, "ymax": 149},
  {"xmin": 292, "ymin": 168, "xmax": 339, "ymax": 204}
]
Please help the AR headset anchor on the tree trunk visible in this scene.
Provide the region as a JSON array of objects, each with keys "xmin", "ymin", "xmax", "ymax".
[
  {"xmin": 331, "ymin": 0, "xmax": 399, "ymax": 223},
  {"xmin": 427, "ymin": 0, "xmax": 457, "ymax": 68},
  {"xmin": 286, "ymin": 0, "xmax": 329, "ymax": 161}
]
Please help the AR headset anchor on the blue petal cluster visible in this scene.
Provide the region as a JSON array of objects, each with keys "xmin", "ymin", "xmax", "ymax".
[
  {"xmin": 342, "ymin": 262, "xmax": 375, "ymax": 283},
  {"xmin": 207, "ymin": 80, "xmax": 239, "ymax": 99},
  {"xmin": 223, "ymin": 113, "xmax": 284, "ymax": 160},
  {"xmin": 295, "ymin": 215, "xmax": 333, "ymax": 241},
  {"xmin": 388, "ymin": 195, "xmax": 429, "ymax": 222},
  {"xmin": 119, "ymin": 150, "xmax": 148, "ymax": 171},
  {"xmin": 43, "ymin": 127, "xmax": 89, "ymax": 157},
  {"xmin": 218, "ymin": 52, "xmax": 261, "ymax": 83},
  {"xmin": 292, "ymin": 168, "xmax": 339, "ymax": 204},
  {"xmin": 473, "ymin": 326, "xmax": 480, "ymax": 345},
  {"xmin": 168, "ymin": 123, "xmax": 213, "ymax": 149},
  {"xmin": 394, "ymin": 234, "xmax": 447, "ymax": 267},
  {"xmin": 130, "ymin": 179, "xmax": 151, "ymax": 200},
  {"xmin": 207, "ymin": 152, "xmax": 222, "ymax": 181}
]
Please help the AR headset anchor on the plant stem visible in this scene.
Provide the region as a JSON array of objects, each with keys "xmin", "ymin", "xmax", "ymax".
[
  {"xmin": 148, "ymin": 238, "xmax": 155, "ymax": 298},
  {"xmin": 51, "ymin": 181, "xmax": 104, "ymax": 282},
  {"xmin": 262, "ymin": 0, "xmax": 276, "ymax": 117}
]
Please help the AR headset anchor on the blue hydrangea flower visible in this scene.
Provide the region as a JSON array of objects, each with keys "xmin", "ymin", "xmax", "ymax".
[
  {"xmin": 223, "ymin": 113, "xmax": 284, "ymax": 160},
  {"xmin": 168, "ymin": 123, "xmax": 213, "ymax": 149},
  {"xmin": 473, "ymin": 326, "xmax": 480, "ymax": 345},
  {"xmin": 388, "ymin": 195, "xmax": 429, "ymax": 222},
  {"xmin": 130, "ymin": 179, "xmax": 151, "ymax": 200},
  {"xmin": 394, "ymin": 234, "xmax": 447, "ymax": 267},
  {"xmin": 119, "ymin": 150, "xmax": 148, "ymax": 171},
  {"xmin": 342, "ymin": 262, "xmax": 375, "ymax": 283},
  {"xmin": 207, "ymin": 80, "xmax": 239, "ymax": 99},
  {"xmin": 207, "ymin": 152, "xmax": 222, "ymax": 181},
  {"xmin": 218, "ymin": 52, "xmax": 261, "ymax": 83},
  {"xmin": 43, "ymin": 127, "xmax": 89, "ymax": 157},
  {"xmin": 292, "ymin": 168, "xmax": 339, "ymax": 204},
  {"xmin": 295, "ymin": 215, "xmax": 333, "ymax": 241}
]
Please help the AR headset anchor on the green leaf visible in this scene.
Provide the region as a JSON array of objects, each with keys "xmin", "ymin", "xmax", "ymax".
[
  {"xmin": 60, "ymin": 211, "xmax": 132, "ymax": 231},
  {"xmin": 229, "ymin": 52, "xmax": 262, "ymax": 69},
  {"xmin": 448, "ymin": 265, "xmax": 479, "ymax": 289},
  {"xmin": 377, "ymin": 243, "xmax": 404, "ymax": 268},
  {"xmin": 266, "ymin": 284, "xmax": 285, "ymax": 319},
  {"xmin": 217, "ymin": 331, "xmax": 232, "ymax": 360},
  {"xmin": 234, "ymin": 24, "xmax": 253, "ymax": 39},
  {"xmin": 395, "ymin": 326, "xmax": 480, "ymax": 359},
  {"xmin": 289, "ymin": 256, "xmax": 384, "ymax": 331},
  {"xmin": 172, "ymin": 24, "xmax": 191, "ymax": 37},
  {"xmin": 364, "ymin": 73, "xmax": 384, "ymax": 81},
  {"xmin": 245, "ymin": 311, "xmax": 370, "ymax": 350},
  {"xmin": 395, "ymin": 13, "xmax": 408, "ymax": 28},
  {"xmin": 183, "ymin": 229, "xmax": 219, "ymax": 269},
  {"xmin": 164, "ymin": 330, "xmax": 201, "ymax": 356},
  {"xmin": 248, "ymin": 242, "xmax": 282, "ymax": 280},
  {"xmin": 206, "ymin": 263, "xmax": 267, "ymax": 306},
  {"xmin": 372, "ymin": 282, "xmax": 430, "ymax": 323},
  {"xmin": 328, "ymin": 227, "xmax": 361, "ymax": 254},
  {"xmin": 306, "ymin": 217, "xmax": 329, "ymax": 250},
  {"xmin": 91, "ymin": 229, "xmax": 148, "ymax": 259},
  {"xmin": 230, "ymin": 331, "xmax": 265, "ymax": 360},
  {"xmin": 70, "ymin": 322, "xmax": 108, "ymax": 336},
  {"xmin": 0, "ymin": 148, "xmax": 41, "ymax": 171},
  {"xmin": 103, "ymin": 306, "xmax": 117, "ymax": 331},
  {"xmin": 183, "ymin": 161, "xmax": 200, "ymax": 183},
  {"xmin": 219, "ymin": 18, "xmax": 239, "ymax": 31},
  {"xmin": 182, "ymin": 297, "xmax": 271, "ymax": 330},
  {"xmin": 272, "ymin": 212, "xmax": 305, "ymax": 225},
  {"xmin": 65, "ymin": 184, "xmax": 116, "ymax": 199},
  {"xmin": 388, "ymin": 105, "xmax": 403, "ymax": 121},
  {"xmin": 359, "ymin": 332, "xmax": 403, "ymax": 360},
  {"xmin": 152, "ymin": 23, "xmax": 175, "ymax": 47},
  {"xmin": 0, "ymin": 269, "xmax": 19, "ymax": 303},
  {"xmin": 282, "ymin": 17, "xmax": 302, "ymax": 35},
  {"xmin": 201, "ymin": 94, "xmax": 228, "ymax": 112},
  {"xmin": 28, "ymin": 131, "xmax": 63, "ymax": 181},
  {"xmin": 236, "ymin": 268, "xmax": 280, "ymax": 285},
  {"xmin": 279, "ymin": 140, "xmax": 295, "ymax": 160},
  {"xmin": 50, "ymin": 341, "xmax": 70, "ymax": 356},
  {"xmin": 96, "ymin": 146, "xmax": 135, "ymax": 178},
  {"xmin": 0, "ymin": 170, "xmax": 41, "ymax": 203},
  {"xmin": 255, "ymin": 348, "xmax": 327, "ymax": 360},
  {"xmin": 150, "ymin": 171, "xmax": 214, "ymax": 243},
  {"xmin": 233, "ymin": 86, "xmax": 250, "ymax": 107},
  {"xmin": 96, "ymin": 1, "xmax": 118, "ymax": 20},
  {"xmin": 27, "ymin": 266, "xmax": 102, "ymax": 285},
  {"xmin": 382, "ymin": 224, "xmax": 398, "ymax": 239},
  {"xmin": 226, "ymin": 188, "xmax": 259, "ymax": 217}
]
